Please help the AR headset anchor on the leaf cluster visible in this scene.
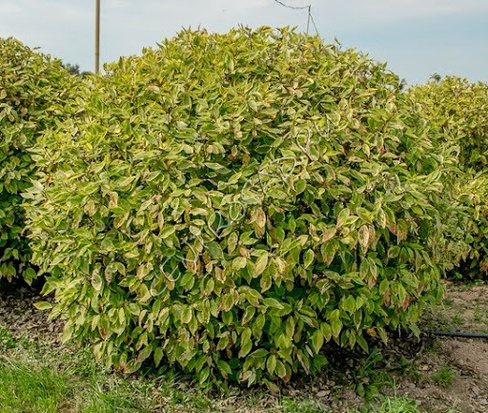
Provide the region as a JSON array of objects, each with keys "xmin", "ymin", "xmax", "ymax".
[{"xmin": 410, "ymin": 76, "xmax": 488, "ymax": 169}]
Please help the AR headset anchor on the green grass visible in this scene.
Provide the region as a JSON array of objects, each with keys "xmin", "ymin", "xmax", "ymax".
[
  {"xmin": 0, "ymin": 353, "xmax": 158, "ymax": 412},
  {"xmin": 0, "ymin": 326, "xmax": 158, "ymax": 412},
  {"xmin": 281, "ymin": 398, "xmax": 328, "ymax": 413},
  {"xmin": 352, "ymin": 397, "xmax": 418, "ymax": 413},
  {"xmin": 0, "ymin": 356, "xmax": 70, "ymax": 413}
]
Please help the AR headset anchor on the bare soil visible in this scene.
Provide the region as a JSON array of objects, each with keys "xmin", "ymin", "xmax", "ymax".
[{"xmin": 1, "ymin": 280, "xmax": 488, "ymax": 413}]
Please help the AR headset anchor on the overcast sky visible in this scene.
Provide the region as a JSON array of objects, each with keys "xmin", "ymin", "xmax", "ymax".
[{"xmin": 1, "ymin": 0, "xmax": 487, "ymax": 85}]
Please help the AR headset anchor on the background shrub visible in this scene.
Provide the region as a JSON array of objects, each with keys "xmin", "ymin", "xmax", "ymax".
[
  {"xmin": 409, "ymin": 76, "xmax": 488, "ymax": 170},
  {"xmin": 442, "ymin": 173, "xmax": 488, "ymax": 279},
  {"xmin": 0, "ymin": 38, "xmax": 80, "ymax": 283},
  {"xmin": 410, "ymin": 77, "xmax": 488, "ymax": 279},
  {"xmin": 27, "ymin": 27, "xmax": 449, "ymax": 386}
]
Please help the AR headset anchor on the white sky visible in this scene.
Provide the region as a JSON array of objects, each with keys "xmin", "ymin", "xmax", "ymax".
[{"xmin": 1, "ymin": 0, "xmax": 487, "ymax": 85}]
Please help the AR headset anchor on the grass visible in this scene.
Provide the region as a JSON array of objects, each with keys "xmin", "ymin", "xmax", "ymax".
[
  {"xmin": 0, "ymin": 326, "xmax": 158, "ymax": 412},
  {"xmin": 0, "ymin": 353, "xmax": 157, "ymax": 412},
  {"xmin": 280, "ymin": 398, "xmax": 327, "ymax": 413},
  {"xmin": 0, "ymin": 357, "xmax": 70, "ymax": 413},
  {"xmin": 353, "ymin": 397, "xmax": 419, "ymax": 413}
]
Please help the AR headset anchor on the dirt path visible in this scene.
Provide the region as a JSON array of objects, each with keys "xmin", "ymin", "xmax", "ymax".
[{"xmin": 1, "ymin": 280, "xmax": 488, "ymax": 413}]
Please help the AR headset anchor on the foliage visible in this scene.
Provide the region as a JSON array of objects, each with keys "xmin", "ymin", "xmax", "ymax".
[
  {"xmin": 447, "ymin": 172, "xmax": 488, "ymax": 279},
  {"xmin": 409, "ymin": 76, "xmax": 488, "ymax": 171},
  {"xmin": 26, "ymin": 27, "xmax": 448, "ymax": 386},
  {"xmin": 0, "ymin": 37, "xmax": 80, "ymax": 283},
  {"xmin": 409, "ymin": 77, "xmax": 488, "ymax": 279}
]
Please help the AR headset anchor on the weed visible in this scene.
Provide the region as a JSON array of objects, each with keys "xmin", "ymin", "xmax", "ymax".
[
  {"xmin": 351, "ymin": 349, "xmax": 392, "ymax": 399},
  {"xmin": 0, "ymin": 326, "xmax": 17, "ymax": 349},
  {"xmin": 450, "ymin": 314, "xmax": 465, "ymax": 325},
  {"xmin": 432, "ymin": 366, "xmax": 456, "ymax": 388}
]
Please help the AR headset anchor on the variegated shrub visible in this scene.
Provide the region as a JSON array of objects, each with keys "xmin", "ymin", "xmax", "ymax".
[
  {"xmin": 27, "ymin": 27, "xmax": 449, "ymax": 386},
  {"xmin": 0, "ymin": 38, "xmax": 80, "ymax": 283},
  {"xmin": 410, "ymin": 76, "xmax": 488, "ymax": 170},
  {"xmin": 410, "ymin": 77, "xmax": 488, "ymax": 279}
]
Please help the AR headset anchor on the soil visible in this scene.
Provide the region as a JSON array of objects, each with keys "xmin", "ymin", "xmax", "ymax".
[
  {"xmin": 1, "ymin": 279, "xmax": 488, "ymax": 413},
  {"xmin": 0, "ymin": 280, "xmax": 63, "ymax": 344}
]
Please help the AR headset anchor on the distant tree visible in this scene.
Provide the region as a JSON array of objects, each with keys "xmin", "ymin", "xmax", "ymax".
[
  {"xmin": 429, "ymin": 73, "xmax": 442, "ymax": 83},
  {"xmin": 62, "ymin": 62, "xmax": 80, "ymax": 75},
  {"xmin": 61, "ymin": 62, "xmax": 92, "ymax": 77}
]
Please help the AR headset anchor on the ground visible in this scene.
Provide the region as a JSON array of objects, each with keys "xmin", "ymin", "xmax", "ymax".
[{"xmin": 1, "ymin": 280, "xmax": 488, "ymax": 413}]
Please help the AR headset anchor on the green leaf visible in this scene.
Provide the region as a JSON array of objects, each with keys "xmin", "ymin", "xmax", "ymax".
[
  {"xmin": 227, "ymin": 232, "xmax": 239, "ymax": 254},
  {"xmin": 357, "ymin": 334, "xmax": 369, "ymax": 352},
  {"xmin": 263, "ymin": 297, "xmax": 284, "ymax": 310},
  {"xmin": 207, "ymin": 241, "xmax": 223, "ymax": 260},
  {"xmin": 238, "ymin": 327, "xmax": 253, "ymax": 358},
  {"xmin": 137, "ymin": 345, "xmax": 153, "ymax": 363},
  {"xmin": 161, "ymin": 226, "xmax": 175, "ymax": 239},
  {"xmin": 274, "ymin": 360, "xmax": 286, "ymax": 379},
  {"xmin": 329, "ymin": 310, "xmax": 342, "ymax": 338},
  {"xmin": 217, "ymin": 360, "xmax": 232, "ymax": 378},
  {"xmin": 336, "ymin": 208, "xmax": 350, "ymax": 228},
  {"xmin": 311, "ymin": 329, "xmax": 324, "ymax": 354},
  {"xmin": 342, "ymin": 295, "xmax": 356, "ymax": 314},
  {"xmin": 358, "ymin": 225, "xmax": 370, "ymax": 254},
  {"xmin": 242, "ymin": 306, "xmax": 256, "ymax": 325},
  {"xmin": 303, "ymin": 249, "xmax": 315, "ymax": 269},
  {"xmin": 232, "ymin": 257, "xmax": 247, "ymax": 271},
  {"xmin": 295, "ymin": 179, "xmax": 307, "ymax": 194},
  {"xmin": 181, "ymin": 307, "xmax": 193, "ymax": 324},
  {"xmin": 379, "ymin": 279, "xmax": 389, "ymax": 295},
  {"xmin": 153, "ymin": 347, "xmax": 164, "ymax": 367},
  {"xmin": 322, "ymin": 226, "xmax": 337, "ymax": 242},
  {"xmin": 267, "ymin": 355, "xmax": 277, "ymax": 375},
  {"xmin": 377, "ymin": 208, "xmax": 387, "ymax": 228},
  {"xmin": 34, "ymin": 301, "xmax": 53, "ymax": 310},
  {"xmin": 253, "ymin": 253, "xmax": 268, "ymax": 277}
]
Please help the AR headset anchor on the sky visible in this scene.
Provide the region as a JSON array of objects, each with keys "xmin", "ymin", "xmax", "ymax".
[{"xmin": 1, "ymin": 0, "xmax": 487, "ymax": 86}]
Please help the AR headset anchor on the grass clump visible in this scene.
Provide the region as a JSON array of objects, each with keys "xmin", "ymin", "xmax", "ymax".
[{"xmin": 431, "ymin": 366, "xmax": 456, "ymax": 388}]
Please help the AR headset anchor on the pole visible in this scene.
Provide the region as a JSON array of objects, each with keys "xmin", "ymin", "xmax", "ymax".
[
  {"xmin": 306, "ymin": 5, "xmax": 311, "ymax": 35},
  {"xmin": 95, "ymin": 0, "xmax": 100, "ymax": 73}
]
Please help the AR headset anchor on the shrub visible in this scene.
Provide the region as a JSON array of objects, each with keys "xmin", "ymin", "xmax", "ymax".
[
  {"xmin": 446, "ymin": 172, "xmax": 488, "ymax": 279},
  {"xmin": 27, "ymin": 27, "xmax": 448, "ymax": 386},
  {"xmin": 409, "ymin": 77, "xmax": 488, "ymax": 279},
  {"xmin": 0, "ymin": 38, "xmax": 80, "ymax": 283},
  {"xmin": 409, "ymin": 76, "xmax": 488, "ymax": 171}
]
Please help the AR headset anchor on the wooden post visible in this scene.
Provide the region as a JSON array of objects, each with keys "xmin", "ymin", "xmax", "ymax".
[{"xmin": 95, "ymin": 0, "xmax": 100, "ymax": 73}]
